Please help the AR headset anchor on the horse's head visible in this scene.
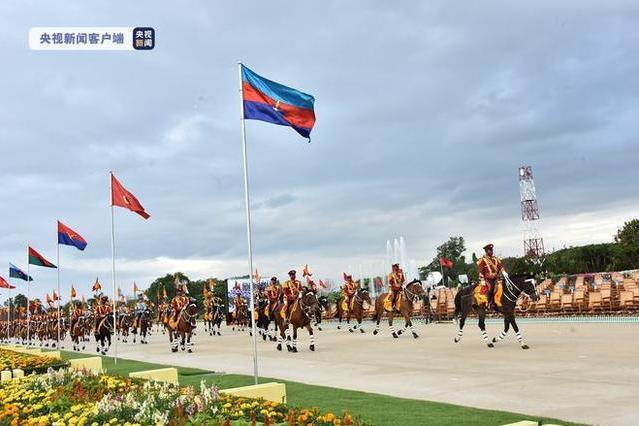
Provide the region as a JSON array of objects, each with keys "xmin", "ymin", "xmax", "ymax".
[
  {"xmin": 508, "ymin": 273, "xmax": 540, "ymax": 302},
  {"xmin": 405, "ymin": 279, "xmax": 425, "ymax": 300},
  {"xmin": 186, "ymin": 298, "xmax": 199, "ymax": 315},
  {"xmin": 300, "ymin": 288, "xmax": 319, "ymax": 317},
  {"xmin": 317, "ymin": 295, "xmax": 329, "ymax": 310},
  {"xmin": 357, "ymin": 288, "xmax": 372, "ymax": 305}
]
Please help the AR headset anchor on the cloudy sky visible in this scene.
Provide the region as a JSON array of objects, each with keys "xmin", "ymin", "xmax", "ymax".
[{"xmin": 1, "ymin": 1, "xmax": 638, "ymax": 301}]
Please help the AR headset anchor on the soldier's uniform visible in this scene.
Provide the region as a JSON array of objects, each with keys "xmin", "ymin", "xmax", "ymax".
[
  {"xmin": 476, "ymin": 243, "xmax": 504, "ymax": 309},
  {"xmin": 95, "ymin": 296, "xmax": 112, "ymax": 331},
  {"xmin": 171, "ymin": 285, "xmax": 190, "ymax": 323},
  {"xmin": 388, "ymin": 264, "xmax": 406, "ymax": 310},
  {"xmin": 266, "ymin": 278, "xmax": 282, "ymax": 317},
  {"xmin": 283, "ymin": 270, "xmax": 302, "ymax": 318},
  {"xmin": 341, "ymin": 274, "xmax": 357, "ymax": 311},
  {"xmin": 70, "ymin": 302, "xmax": 84, "ymax": 333},
  {"xmin": 134, "ymin": 295, "xmax": 147, "ymax": 328}
]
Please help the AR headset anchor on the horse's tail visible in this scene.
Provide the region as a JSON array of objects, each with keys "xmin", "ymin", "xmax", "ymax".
[{"xmin": 453, "ymin": 290, "xmax": 462, "ymax": 320}]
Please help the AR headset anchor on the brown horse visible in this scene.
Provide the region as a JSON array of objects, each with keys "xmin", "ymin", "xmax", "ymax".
[
  {"xmin": 274, "ymin": 288, "xmax": 319, "ymax": 352},
  {"xmin": 71, "ymin": 315, "xmax": 88, "ymax": 351},
  {"xmin": 117, "ymin": 312, "xmax": 133, "ymax": 343},
  {"xmin": 168, "ymin": 298, "xmax": 198, "ymax": 353},
  {"xmin": 337, "ymin": 288, "xmax": 372, "ymax": 333},
  {"xmin": 373, "ymin": 279, "xmax": 425, "ymax": 339}
]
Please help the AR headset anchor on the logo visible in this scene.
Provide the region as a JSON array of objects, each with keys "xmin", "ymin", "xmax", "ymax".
[{"xmin": 133, "ymin": 27, "xmax": 155, "ymax": 50}]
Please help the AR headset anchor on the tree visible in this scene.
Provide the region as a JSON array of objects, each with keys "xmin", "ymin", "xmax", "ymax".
[
  {"xmin": 420, "ymin": 236, "xmax": 469, "ymax": 287},
  {"xmin": 614, "ymin": 219, "xmax": 639, "ymax": 269},
  {"xmin": 13, "ymin": 293, "xmax": 27, "ymax": 308}
]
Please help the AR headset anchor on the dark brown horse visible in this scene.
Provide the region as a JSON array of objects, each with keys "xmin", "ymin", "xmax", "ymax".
[
  {"xmin": 373, "ymin": 279, "xmax": 425, "ymax": 339},
  {"xmin": 275, "ymin": 288, "xmax": 319, "ymax": 352},
  {"xmin": 168, "ymin": 298, "xmax": 198, "ymax": 352},
  {"xmin": 337, "ymin": 288, "xmax": 372, "ymax": 333},
  {"xmin": 453, "ymin": 274, "xmax": 539, "ymax": 349}
]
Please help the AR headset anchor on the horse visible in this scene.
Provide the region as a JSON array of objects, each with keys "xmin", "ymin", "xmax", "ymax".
[
  {"xmin": 168, "ymin": 298, "xmax": 198, "ymax": 353},
  {"xmin": 132, "ymin": 309, "xmax": 151, "ymax": 344},
  {"xmin": 70, "ymin": 316, "xmax": 87, "ymax": 351},
  {"xmin": 253, "ymin": 295, "xmax": 271, "ymax": 341},
  {"xmin": 453, "ymin": 273, "xmax": 539, "ymax": 348},
  {"xmin": 314, "ymin": 295, "xmax": 330, "ymax": 331},
  {"xmin": 117, "ymin": 312, "xmax": 133, "ymax": 343},
  {"xmin": 337, "ymin": 288, "xmax": 372, "ymax": 333},
  {"xmin": 232, "ymin": 304, "xmax": 249, "ymax": 332},
  {"xmin": 274, "ymin": 288, "xmax": 319, "ymax": 352},
  {"xmin": 373, "ymin": 279, "xmax": 425, "ymax": 339},
  {"xmin": 94, "ymin": 315, "xmax": 113, "ymax": 355},
  {"xmin": 204, "ymin": 300, "xmax": 223, "ymax": 336}
]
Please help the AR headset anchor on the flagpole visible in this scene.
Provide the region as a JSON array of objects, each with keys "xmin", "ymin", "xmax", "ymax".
[
  {"xmin": 440, "ymin": 260, "xmax": 445, "ymax": 288},
  {"xmin": 238, "ymin": 61, "xmax": 259, "ymax": 385},
  {"xmin": 26, "ymin": 246, "xmax": 30, "ymax": 346},
  {"xmin": 56, "ymin": 229, "xmax": 61, "ymax": 348},
  {"xmin": 110, "ymin": 172, "xmax": 118, "ymax": 364}
]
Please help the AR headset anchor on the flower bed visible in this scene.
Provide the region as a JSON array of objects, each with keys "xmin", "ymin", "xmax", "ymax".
[
  {"xmin": 0, "ymin": 349, "xmax": 68, "ymax": 375},
  {"xmin": 0, "ymin": 369, "xmax": 365, "ymax": 425}
]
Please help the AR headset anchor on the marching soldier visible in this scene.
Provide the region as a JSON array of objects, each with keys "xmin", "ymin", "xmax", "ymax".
[
  {"xmin": 388, "ymin": 263, "xmax": 406, "ymax": 311},
  {"xmin": 282, "ymin": 270, "xmax": 303, "ymax": 318},
  {"xmin": 477, "ymin": 243, "xmax": 504, "ymax": 310}
]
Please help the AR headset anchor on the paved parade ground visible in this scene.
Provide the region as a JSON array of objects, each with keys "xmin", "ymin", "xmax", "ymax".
[{"xmin": 69, "ymin": 320, "xmax": 638, "ymax": 425}]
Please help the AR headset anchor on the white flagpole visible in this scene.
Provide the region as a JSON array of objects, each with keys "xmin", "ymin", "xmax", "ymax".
[
  {"xmin": 238, "ymin": 61, "xmax": 259, "ymax": 385},
  {"xmin": 56, "ymin": 229, "xmax": 61, "ymax": 348},
  {"xmin": 110, "ymin": 172, "xmax": 118, "ymax": 364},
  {"xmin": 26, "ymin": 246, "xmax": 30, "ymax": 346}
]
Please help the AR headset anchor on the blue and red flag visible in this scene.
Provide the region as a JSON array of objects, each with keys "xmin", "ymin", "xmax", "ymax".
[
  {"xmin": 9, "ymin": 263, "xmax": 32, "ymax": 281},
  {"xmin": 57, "ymin": 221, "xmax": 87, "ymax": 251},
  {"xmin": 241, "ymin": 64, "xmax": 316, "ymax": 139}
]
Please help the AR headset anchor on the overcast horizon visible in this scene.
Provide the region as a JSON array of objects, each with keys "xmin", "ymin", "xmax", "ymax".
[{"xmin": 1, "ymin": 1, "xmax": 638, "ymax": 302}]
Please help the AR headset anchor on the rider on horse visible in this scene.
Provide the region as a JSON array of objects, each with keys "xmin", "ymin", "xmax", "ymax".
[
  {"xmin": 95, "ymin": 295, "xmax": 112, "ymax": 331},
  {"xmin": 283, "ymin": 270, "xmax": 303, "ymax": 319},
  {"xmin": 70, "ymin": 301, "xmax": 84, "ymax": 333},
  {"xmin": 388, "ymin": 264, "xmax": 406, "ymax": 311},
  {"xmin": 477, "ymin": 243, "xmax": 504, "ymax": 310},
  {"xmin": 171, "ymin": 284, "xmax": 190, "ymax": 324},
  {"xmin": 266, "ymin": 277, "xmax": 282, "ymax": 317},
  {"xmin": 341, "ymin": 273, "xmax": 358, "ymax": 312},
  {"xmin": 133, "ymin": 293, "xmax": 147, "ymax": 328}
]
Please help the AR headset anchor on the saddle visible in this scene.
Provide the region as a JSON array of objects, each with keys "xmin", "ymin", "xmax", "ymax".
[
  {"xmin": 280, "ymin": 301, "xmax": 297, "ymax": 320},
  {"xmin": 340, "ymin": 297, "xmax": 356, "ymax": 313},
  {"xmin": 383, "ymin": 293, "xmax": 402, "ymax": 312},
  {"xmin": 473, "ymin": 281, "xmax": 503, "ymax": 308}
]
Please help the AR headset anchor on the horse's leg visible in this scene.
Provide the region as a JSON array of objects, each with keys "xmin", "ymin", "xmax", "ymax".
[
  {"xmin": 187, "ymin": 330, "xmax": 193, "ymax": 353},
  {"xmin": 455, "ymin": 311, "xmax": 467, "ymax": 343},
  {"xmin": 478, "ymin": 308, "xmax": 493, "ymax": 347},
  {"xmin": 510, "ymin": 313, "xmax": 528, "ymax": 349},
  {"xmin": 408, "ymin": 315, "xmax": 418, "ymax": 339},
  {"xmin": 389, "ymin": 312, "xmax": 398, "ymax": 339},
  {"xmin": 307, "ymin": 324, "xmax": 315, "ymax": 351},
  {"xmin": 358, "ymin": 311, "xmax": 365, "ymax": 334},
  {"xmin": 373, "ymin": 307, "xmax": 381, "ymax": 336},
  {"xmin": 493, "ymin": 314, "xmax": 510, "ymax": 344},
  {"xmin": 292, "ymin": 326, "xmax": 298, "ymax": 353},
  {"xmin": 276, "ymin": 319, "xmax": 284, "ymax": 351}
]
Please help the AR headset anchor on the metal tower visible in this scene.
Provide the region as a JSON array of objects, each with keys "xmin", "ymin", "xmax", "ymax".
[{"xmin": 519, "ymin": 165, "xmax": 545, "ymax": 259}]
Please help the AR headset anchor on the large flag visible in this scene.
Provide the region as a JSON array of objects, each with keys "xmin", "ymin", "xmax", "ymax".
[
  {"xmin": 241, "ymin": 65, "xmax": 316, "ymax": 139},
  {"xmin": 57, "ymin": 221, "xmax": 87, "ymax": 251},
  {"xmin": 0, "ymin": 276, "xmax": 16, "ymax": 289},
  {"xmin": 110, "ymin": 173, "xmax": 150, "ymax": 219},
  {"xmin": 9, "ymin": 263, "xmax": 32, "ymax": 281},
  {"xmin": 28, "ymin": 247, "xmax": 57, "ymax": 268},
  {"xmin": 439, "ymin": 257, "xmax": 454, "ymax": 269}
]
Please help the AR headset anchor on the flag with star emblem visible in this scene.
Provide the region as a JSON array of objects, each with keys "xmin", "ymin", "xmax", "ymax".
[
  {"xmin": 58, "ymin": 220, "xmax": 87, "ymax": 251},
  {"xmin": 110, "ymin": 173, "xmax": 150, "ymax": 219}
]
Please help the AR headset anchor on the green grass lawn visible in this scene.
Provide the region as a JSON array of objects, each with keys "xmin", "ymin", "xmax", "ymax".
[{"xmin": 55, "ymin": 350, "xmax": 577, "ymax": 426}]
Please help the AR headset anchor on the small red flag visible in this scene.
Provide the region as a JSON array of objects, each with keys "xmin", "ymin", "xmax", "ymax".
[
  {"xmin": 319, "ymin": 279, "xmax": 327, "ymax": 289},
  {"xmin": 92, "ymin": 278, "xmax": 102, "ymax": 293},
  {"xmin": 110, "ymin": 173, "xmax": 150, "ymax": 219},
  {"xmin": 439, "ymin": 257, "xmax": 454, "ymax": 269},
  {"xmin": 0, "ymin": 276, "xmax": 16, "ymax": 289},
  {"xmin": 45, "ymin": 293, "xmax": 52, "ymax": 305},
  {"xmin": 53, "ymin": 290, "xmax": 59, "ymax": 301},
  {"xmin": 302, "ymin": 265, "xmax": 312, "ymax": 278},
  {"xmin": 70, "ymin": 285, "xmax": 77, "ymax": 299}
]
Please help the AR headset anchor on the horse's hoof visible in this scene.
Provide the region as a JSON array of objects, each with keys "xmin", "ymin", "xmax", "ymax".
[
  {"xmin": 217, "ymin": 332, "xmax": 221, "ymax": 336},
  {"xmin": 522, "ymin": 345, "xmax": 530, "ymax": 350},
  {"xmin": 209, "ymin": 333, "xmax": 213, "ymax": 336},
  {"xmin": 397, "ymin": 330, "xmax": 403, "ymax": 336},
  {"xmin": 454, "ymin": 337, "xmax": 460, "ymax": 343},
  {"xmin": 492, "ymin": 337, "xmax": 497, "ymax": 343},
  {"xmin": 262, "ymin": 335, "xmax": 267, "ymax": 341},
  {"xmin": 488, "ymin": 343, "xmax": 494, "ymax": 348},
  {"xmin": 276, "ymin": 344, "xmax": 282, "ymax": 351},
  {"xmin": 349, "ymin": 329, "xmax": 354, "ymax": 333},
  {"xmin": 373, "ymin": 330, "xmax": 378, "ymax": 336},
  {"xmin": 286, "ymin": 345, "xmax": 292, "ymax": 352},
  {"xmin": 392, "ymin": 332, "xmax": 398, "ymax": 339},
  {"xmin": 96, "ymin": 348, "xmax": 100, "ymax": 353},
  {"xmin": 318, "ymin": 327, "xmax": 323, "ymax": 331},
  {"xmin": 360, "ymin": 328, "xmax": 365, "ymax": 334},
  {"xmin": 336, "ymin": 326, "xmax": 341, "ymax": 330},
  {"xmin": 412, "ymin": 333, "xmax": 419, "ymax": 339},
  {"xmin": 171, "ymin": 348, "xmax": 178, "ymax": 353},
  {"xmin": 188, "ymin": 349, "xmax": 193, "ymax": 353},
  {"xmin": 309, "ymin": 345, "xmax": 315, "ymax": 352},
  {"xmin": 292, "ymin": 347, "xmax": 298, "ymax": 353}
]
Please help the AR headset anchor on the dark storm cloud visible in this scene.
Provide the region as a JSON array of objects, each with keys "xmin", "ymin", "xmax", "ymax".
[{"xmin": 1, "ymin": 1, "xmax": 638, "ymax": 299}]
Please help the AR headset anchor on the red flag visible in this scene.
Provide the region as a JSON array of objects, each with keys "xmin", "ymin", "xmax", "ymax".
[
  {"xmin": 110, "ymin": 173, "xmax": 150, "ymax": 219},
  {"xmin": 92, "ymin": 278, "xmax": 102, "ymax": 293},
  {"xmin": 0, "ymin": 276, "xmax": 16, "ymax": 289},
  {"xmin": 70, "ymin": 285, "xmax": 77, "ymax": 299},
  {"xmin": 302, "ymin": 265, "xmax": 312, "ymax": 278},
  {"xmin": 439, "ymin": 257, "xmax": 454, "ymax": 269},
  {"xmin": 319, "ymin": 279, "xmax": 327, "ymax": 289},
  {"xmin": 45, "ymin": 293, "xmax": 52, "ymax": 305},
  {"xmin": 53, "ymin": 290, "xmax": 60, "ymax": 301}
]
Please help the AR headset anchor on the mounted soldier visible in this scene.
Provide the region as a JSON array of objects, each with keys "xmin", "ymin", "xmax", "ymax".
[
  {"xmin": 282, "ymin": 270, "xmax": 302, "ymax": 320},
  {"xmin": 341, "ymin": 273, "xmax": 358, "ymax": 313},
  {"xmin": 170, "ymin": 283, "xmax": 190, "ymax": 326},
  {"xmin": 133, "ymin": 293, "xmax": 147, "ymax": 329},
  {"xmin": 266, "ymin": 276, "xmax": 282, "ymax": 319},
  {"xmin": 388, "ymin": 263, "xmax": 406, "ymax": 311},
  {"xmin": 477, "ymin": 243, "xmax": 504, "ymax": 311}
]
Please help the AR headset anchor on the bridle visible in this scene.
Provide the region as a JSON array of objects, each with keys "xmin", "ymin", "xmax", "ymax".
[
  {"xmin": 403, "ymin": 282, "xmax": 424, "ymax": 303},
  {"xmin": 353, "ymin": 289, "xmax": 370, "ymax": 308},
  {"xmin": 181, "ymin": 303, "xmax": 198, "ymax": 326},
  {"xmin": 299, "ymin": 292, "xmax": 318, "ymax": 319},
  {"xmin": 503, "ymin": 275, "xmax": 538, "ymax": 306}
]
